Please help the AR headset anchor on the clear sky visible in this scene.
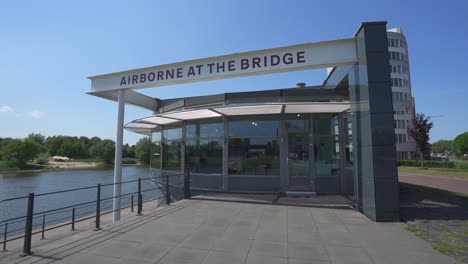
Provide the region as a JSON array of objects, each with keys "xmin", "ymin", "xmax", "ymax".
[{"xmin": 1, "ymin": 0, "xmax": 467, "ymax": 145}]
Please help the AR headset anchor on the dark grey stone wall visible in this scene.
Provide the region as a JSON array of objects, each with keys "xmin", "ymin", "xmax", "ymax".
[{"xmin": 350, "ymin": 22, "xmax": 399, "ymax": 221}]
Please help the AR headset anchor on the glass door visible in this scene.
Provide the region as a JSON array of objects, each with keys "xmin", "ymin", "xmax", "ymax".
[{"xmin": 288, "ymin": 132, "xmax": 312, "ymax": 188}]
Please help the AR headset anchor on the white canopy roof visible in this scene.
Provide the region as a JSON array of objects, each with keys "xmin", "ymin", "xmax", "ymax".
[{"xmin": 126, "ymin": 102, "xmax": 350, "ymax": 135}]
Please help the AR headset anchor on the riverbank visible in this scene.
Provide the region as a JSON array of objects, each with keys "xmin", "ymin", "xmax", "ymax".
[{"xmin": 0, "ymin": 160, "xmax": 104, "ymax": 173}]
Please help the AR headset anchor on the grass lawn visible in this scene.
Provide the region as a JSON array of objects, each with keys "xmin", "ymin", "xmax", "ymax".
[{"xmin": 398, "ymin": 166, "xmax": 468, "ymax": 180}]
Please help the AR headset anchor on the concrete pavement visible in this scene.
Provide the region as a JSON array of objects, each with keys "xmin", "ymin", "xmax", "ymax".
[
  {"xmin": 399, "ymin": 172, "xmax": 468, "ymax": 194},
  {"xmin": 0, "ymin": 198, "xmax": 455, "ymax": 264}
]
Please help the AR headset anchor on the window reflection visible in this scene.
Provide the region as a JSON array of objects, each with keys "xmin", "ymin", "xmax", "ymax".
[
  {"xmin": 229, "ymin": 118, "xmax": 279, "ymax": 137},
  {"xmin": 314, "ymin": 115, "xmax": 340, "ymax": 176},
  {"xmin": 186, "ymin": 139, "xmax": 222, "ymax": 174},
  {"xmin": 162, "ymin": 141, "xmax": 181, "ymax": 171}
]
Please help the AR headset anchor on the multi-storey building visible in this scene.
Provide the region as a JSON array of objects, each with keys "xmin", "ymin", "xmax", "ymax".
[{"xmin": 387, "ymin": 27, "xmax": 417, "ymax": 160}]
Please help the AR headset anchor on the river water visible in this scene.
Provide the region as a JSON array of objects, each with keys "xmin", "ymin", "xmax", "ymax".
[{"xmin": 0, "ymin": 166, "xmax": 162, "ymax": 237}]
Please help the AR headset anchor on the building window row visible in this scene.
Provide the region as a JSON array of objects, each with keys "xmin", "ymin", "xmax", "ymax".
[
  {"xmin": 390, "ymin": 64, "xmax": 408, "ymax": 74},
  {"xmin": 388, "ymin": 38, "xmax": 406, "ymax": 48},
  {"xmin": 394, "ymin": 119, "xmax": 409, "ymax": 129},
  {"xmin": 389, "ymin": 51, "xmax": 407, "ymax": 62},
  {"xmin": 395, "ymin": 133, "xmax": 407, "ymax": 143},
  {"xmin": 392, "ymin": 91, "xmax": 410, "ymax": 101},
  {"xmin": 391, "ymin": 78, "xmax": 409, "ymax": 87},
  {"xmin": 394, "ymin": 106, "xmax": 410, "ymax": 115}
]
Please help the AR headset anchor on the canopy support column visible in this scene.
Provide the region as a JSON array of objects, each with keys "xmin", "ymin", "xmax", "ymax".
[{"xmin": 113, "ymin": 89, "xmax": 126, "ymax": 222}]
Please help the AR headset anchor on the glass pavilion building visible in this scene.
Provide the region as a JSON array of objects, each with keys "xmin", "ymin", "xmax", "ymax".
[
  {"xmin": 89, "ymin": 21, "xmax": 400, "ymax": 222},
  {"xmin": 127, "ymin": 89, "xmax": 354, "ymax": 195}
]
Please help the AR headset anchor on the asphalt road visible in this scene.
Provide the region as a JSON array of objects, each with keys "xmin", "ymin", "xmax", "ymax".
[{"xmin": 399, "ymin": 172, "xmax": 468, "ymax": 195}]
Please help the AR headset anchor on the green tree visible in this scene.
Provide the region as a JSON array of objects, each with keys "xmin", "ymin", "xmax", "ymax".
[
  {"xmin": 90, "ymin": 139, "xmax": 115, "ymax": 164},
  {"xmin": 27, "ymin": 133, "xmax": 47, "ymax": 153},
  {"xmin": 45, "ymin": 136, "xmax": 65, "ymax": 156},
  {"xmin": 407, "ymin": 113, "xmax": 434, "ymax": 161},
  {"xmin": 135, "ymin": 137, "xmax": 151, "ymax": 165},
  {"xmin": 1, "ymin": 139, "xmax": 41, "ymax": 168},
  {"xmin": 453, "ymin": 132, "xmax": 468, "ymax": 157},
  {"xmin": 431, "ymin": 140, "xmax": 453, "ymax": 154},
  {"xmin": 27, "ymin": 133, "xmax": 46, "ymax": 146},
  {"xmin": 123, "ymin": 143, "xmax": 135, "ymax": 158}
]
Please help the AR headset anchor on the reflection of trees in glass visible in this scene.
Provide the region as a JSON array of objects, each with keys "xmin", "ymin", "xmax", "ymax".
[
  {"xmin": 162, "ymin": 141, "xmax": 181, "ymax": 171},
  {"xmin": 228, "ymin": 137, "xmax": 279, "ymax": 175},
  {"xmin": 151, "ymin": 142, "xmax": 161, "ymax": 169},
  {"xmin": 186, "ymin": 140, "xmax": 222, "ymax": 174}
]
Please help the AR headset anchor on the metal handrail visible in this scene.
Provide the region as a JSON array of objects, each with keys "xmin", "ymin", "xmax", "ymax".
[{"xmin": 0, "ymin": 172, "xmax": 190, "ymax": 255}]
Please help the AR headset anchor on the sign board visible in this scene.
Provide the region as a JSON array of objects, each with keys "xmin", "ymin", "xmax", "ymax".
[{"xmin": 89, "ymin": 37, "xmax": 357, "ymax": 93}]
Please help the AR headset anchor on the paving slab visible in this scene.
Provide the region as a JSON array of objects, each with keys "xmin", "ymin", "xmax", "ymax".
[{"xmin": 0, "ymin": 198, "xmax": 456, "ymax": 264}]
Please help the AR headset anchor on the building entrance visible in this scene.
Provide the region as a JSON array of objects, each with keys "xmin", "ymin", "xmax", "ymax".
[{"xmin": 287, "ymin": 131, "xmax": 314, "ymax": 190}]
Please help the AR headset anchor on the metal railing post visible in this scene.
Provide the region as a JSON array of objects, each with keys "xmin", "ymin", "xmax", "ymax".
[
  {"xmin": 71, "ymin": 208, "xmax": 75, "ymax": 231},
  {"xmin": 137, "ymin": 178, "xmax": 142, "ymax": 215},
  {"xmin": 2, "ymin": 223, "xmax": 7, "ymax": 251},
  {"xmin": 21, "ymin": 192, "xmax": 34, "ymax": 256},
  {"xmin": 166, "ymin": 174, "xmax": 170, "ymax": 205},
  {"xmin": 131, "ymin": 195, "xmax": 134, "ymax": 212},
  {"xmin": 94, "ymin": 184, "xmax": 101, "ymax": 231},
  {"xmin": 184, "ymin": 169, "xmax": 191, "ymax": 199},
  {"xmin": 41, "ymin": 215, "xmax": 45, "ymax": 240}
]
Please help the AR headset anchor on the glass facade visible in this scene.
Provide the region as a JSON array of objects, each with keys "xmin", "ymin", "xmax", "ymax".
[
  {"xmin": 149, "ymin": 113, "xmax": 351, "ymax": 194},
  {"xmin": 228, "ymin": 117, "xmax": 280, "ymax": 176},
  {"xmin": 314, "ymin": 115, "xmax": 340, "ymax": 177}
]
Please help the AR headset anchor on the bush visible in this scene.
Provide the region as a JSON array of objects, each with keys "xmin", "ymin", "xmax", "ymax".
[
  {"xmin": 122, "ymin": 158, "xmax": 136, "ymax": 165},
  {"xmin": 1, "ymin": 139, "xmax": 41, "ymax": 168},
  {"xmin": 398, "ymin": 160, "xmax": 468, "ymax": 169},
  {"xmin": 35, "ymin": 153, "xmax": 50, "ymax": 165},
  {"xmin": 454, "ymin": 161, "xmax": 468, "ymax": 170}
]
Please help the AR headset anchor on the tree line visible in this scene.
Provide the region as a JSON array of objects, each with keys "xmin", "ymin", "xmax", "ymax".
[
  {"xmin": 0, "ymin": 133, "xmax": 151, "ymax": 168},
  {"xmin": 407, "ymin": 113, "xmax": 467, "ymax": 160},
  {"xmin": 431, "ymin": 132, "xmax": 468, "ymax": 157}
]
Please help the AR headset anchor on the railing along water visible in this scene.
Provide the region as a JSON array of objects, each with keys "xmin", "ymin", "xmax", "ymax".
[{"xmin": 0, "ymin": 171, "xmax": 190, "ymax": 256}]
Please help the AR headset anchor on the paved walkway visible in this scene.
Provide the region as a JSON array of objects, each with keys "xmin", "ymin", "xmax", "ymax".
[
  {"xmin": 399, "ymin": 172, "xmax": 468, "ymax": 194},
  {"xmin": 0, "ymin": 199, "xmax": 455, "ymax": 264}
]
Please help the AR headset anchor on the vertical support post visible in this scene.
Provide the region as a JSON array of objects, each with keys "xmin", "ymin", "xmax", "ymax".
[
  {"xmin": 338, "ymin": 114, "xmax": 347, "ymax": 193},
  {"xmin": 94, "ymin": 184, "xmax": 101, "ymax": 231},
  {"xmin": 113, "ymin": 89, "xmax": 126, "ymax": 222},
  {"xmin": 71, "ymin": 208, "xmax": 75, "ymax": 231},
  {"xmin": 41, "ymin": 215, "xmax": 45, "ymax": 240},
  {"xmin": 137, "ymin": 178, "xmax": 142, "ymax": 215},
  {"xmin": 350, "ymin": 22, "xmax": 399, "ymax": 221},
  {"xmin": 184, "ymin": 168, "xmax": 191, "ymax": 199},
  {"xmin": 166, "ymin": 174, "xmax": 170, "ymax": 205},
  {"xmin": 2, "ymin": 223, "xmax": 7, "ymax": 251},
  {"xmin": 131, "ymin": 195, "xmax": 134, "ymax": 212},
  {"xmin": 222, "ymin": 116, "xmax": 229, "ymax": 191},
  {"xmin": 21, "ymin": 193, "xmax": 34, "ymax": 256}
]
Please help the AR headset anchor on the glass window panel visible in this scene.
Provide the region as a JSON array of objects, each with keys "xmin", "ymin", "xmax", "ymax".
[
  {"xmin": 163, "ymin": 127, "xmax": 182, "ymax": 140},
  {"xmin": 286, "ymin": 115, "xmax": 310, "ymax": 129},
  {"xmin": 162, "ymin": 141, "xmax": 181, "ymax": 171},
  {"xmin": 200, "ymin": 123, "xmax": 223, "ymax": 138},
  {"xmin": 314, "ymin": 115, "xmax": 339, "ymax": 135},
  {"xmin": 186, "ymin": 139, "xmax": 223, "ymax": 174},
  {"xmin": 186, "ymin": 119, "xmax": 223, "ymax": 139},
  {"xmin": 186, "ymin": 124, "xmax": 196, "ymax": 139},
  {"xmin": 151, "ymin": 142, "xmax": 161, "ymax": 170},
  {"xmin": 152, "ymin": 132, "xmax": 161, "ymax": 142},
  {"xmin": 229, "ymin": 118, "xmax": 279, "ymax": 137},
  {"xmin": 228, "ymin": 137, "xmax": 279, "ymax": 176},
  {"xmin": 314, "ymin": 135, "xmax": 340, "ymax": 176}
]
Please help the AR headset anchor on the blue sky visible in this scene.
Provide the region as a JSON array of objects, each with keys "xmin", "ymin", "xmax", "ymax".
[{"xmin": 1, "ymin": 0, "xmax": 467, "ymax": 145}]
